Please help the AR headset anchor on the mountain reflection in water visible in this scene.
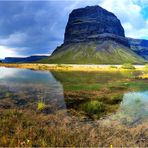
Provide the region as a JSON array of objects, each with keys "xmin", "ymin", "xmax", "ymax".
[{"xmin": 0, "ymin": 67, "xmax": 66, "ymax": 110}]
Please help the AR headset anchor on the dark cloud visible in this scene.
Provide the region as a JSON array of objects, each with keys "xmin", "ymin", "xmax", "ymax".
[
  {"xmin": 0, "ymin": 1, "xmax": 71, "ymax": 56},
  {"xmin": 0, "ymin": 0, "xmax": 147, "ymax": 58}
]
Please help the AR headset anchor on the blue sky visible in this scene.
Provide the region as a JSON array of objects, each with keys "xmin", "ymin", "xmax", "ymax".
[{"xmin": 0, "ymin": 0, "xmax": 148, "ymax": 58}]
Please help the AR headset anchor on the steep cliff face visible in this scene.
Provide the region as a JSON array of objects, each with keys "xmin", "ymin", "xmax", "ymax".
[
  {"xmin": 64, "ymin": 6, "xmax": 125, "ymax": 44},
  {"xmin": 41, "ymin": 5, "xmax": 145, "ymax": 64},
  {"xmin": 128, "ymin": 38, "xmax": 148, "ymax": 60}
]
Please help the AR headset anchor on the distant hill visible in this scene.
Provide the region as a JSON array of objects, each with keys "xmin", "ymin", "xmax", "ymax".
[
  {"xmin": 128, "ymin": 38, "xmax": 148, "ymax": 60},
  {"xmin": 40, "ymin": 5, "xmax": 146, "ymax": 64},
  {"xmin": 3, "ymin": 55, "xmax": 48, "ymax": 63}
]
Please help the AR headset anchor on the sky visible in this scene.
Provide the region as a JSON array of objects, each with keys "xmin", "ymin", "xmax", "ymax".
[{"xmin": 0, "ymin": 0, "xmax": 148, "ymax": 59}]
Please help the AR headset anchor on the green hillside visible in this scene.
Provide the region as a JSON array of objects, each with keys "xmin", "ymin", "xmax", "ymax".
[{"xmin": 40, "ymin": 41, "xmax": 146, "ymax": 64}]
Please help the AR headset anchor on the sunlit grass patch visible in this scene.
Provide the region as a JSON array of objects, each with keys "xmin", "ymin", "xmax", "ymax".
[
  {"xmin": 121, "ymin": 63, "xmax": 135, "ymax": 69},
  {"xmin": 109, "ymin": 65, "xmax": 118, "ymax": 69},
  {"xmin": 37, "ymin": 101, "xmax": 46, "ymax": 110},
  {"xmin": 80, "ymin": 100, "xmax": 106, "ymax": 118},
  {"xmin": 139, "ymin": 74, "xmax": 148, "ymax": 79},
  {"xmin": 144, "ymin": 64, "xmax": 148, "ymax": 69}
]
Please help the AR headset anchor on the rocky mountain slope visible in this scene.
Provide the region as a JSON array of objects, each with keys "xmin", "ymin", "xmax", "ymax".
[
  {"xmin": 128, "ymin": 38, "xmax": 148, "ymax": 60},
  {"xmin": 41, "ymin": 6, "xmax": 146, "ymax": 64}
]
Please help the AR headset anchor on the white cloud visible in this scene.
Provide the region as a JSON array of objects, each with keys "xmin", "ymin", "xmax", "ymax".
[
  {"xmin": 64, "ymin": 1, "xmax": 81, "ymax": 11},
  {"xmin": 0, "ymin": 32, "xmax": 27, "ymax": 46},
  {"xmin": 61, "ymin": 0, "xmax": 148, "ymax": 39},
  {"xmin": 139, "ymin": 0, "xmax": 148, "ymax": 6},
  {"xmin": 98, "ymin": 0, "xmax": 148, "ymax": 38},
  {"xmin": 0, "ymin": 67, "xmax": 18, "ymax": 79},
  {"xmin": 0, "ymin": 0, "xmax": 148, "ymax": 58},
  {"xmin": 0, "ymin": 45, "xmax": 21, "ymax": 59}
]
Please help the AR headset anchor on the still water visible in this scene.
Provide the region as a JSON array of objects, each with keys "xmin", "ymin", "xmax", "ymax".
[
  {"xmin": 0, "ymin": 67, "xmax": 65, "ymax": 110},
  {"xmin": 112, "ymin": 91, "xmax": 148, "ymax": 125},
  {"xmin": 0, "ymin": 67, "xmax": 147, "ymax": 125}
]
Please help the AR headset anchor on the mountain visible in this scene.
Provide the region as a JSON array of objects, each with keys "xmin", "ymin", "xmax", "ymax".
[
  {"xmin": 128, "ymin": 38, "xmax": 148, "ymax": 60},
  {"xmin": 64, "ymin": 5, "xmax": 125, "ymax": 43},
  {"xmin": 3, "ymin": 55, "xmax": 48, "ymax": 63},
  {"xmin": 41, "ymin": 5, "xmax": 145, "ymax": 64}
]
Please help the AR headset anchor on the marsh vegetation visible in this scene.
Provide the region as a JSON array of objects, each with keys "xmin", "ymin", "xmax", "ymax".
[{"xmin": 0, "ymin": 65, "xmax": 147, "ymax": 146}]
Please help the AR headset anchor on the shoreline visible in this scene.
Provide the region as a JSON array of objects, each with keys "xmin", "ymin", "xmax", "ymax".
[
  {"xmin": 0, "ymin": 63, "xmax": 147, "ymax": 146},
  {"xmin": 0, "ymin": 63, "xmax": 146, "ymax": 71}
]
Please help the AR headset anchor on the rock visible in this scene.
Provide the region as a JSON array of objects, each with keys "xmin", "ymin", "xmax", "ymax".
[
  {"xmin": 41, "ymin": 5, "xmax": 146, "ymax": 64},
  {"xmin": 64, "ymin": 5, "xmax": 126, "ymax": 44},
  {"xmin": 128, "ymin": 38, "xmax": 148, "ymax": 60}
]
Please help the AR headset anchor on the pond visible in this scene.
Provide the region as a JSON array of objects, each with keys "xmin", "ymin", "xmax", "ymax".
[
  {"xmin": 0, "ymin": 67, "xmax": 147, "ymax": 125},
  {"xmin": 111, "ymin": 91, "xmax": 148, "ymax": 125},
  {"xmin": 0, "ymin": 66, "xmax": 148, "ymax": 146},
  {"xmin": 0, "ymin": 67, "xmax": 65, "ymax": 111}
]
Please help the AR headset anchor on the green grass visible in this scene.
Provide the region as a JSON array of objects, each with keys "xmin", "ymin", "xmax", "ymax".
[
  {"xmin": 105, "ymin": 94, "xmax": 123, "ymax": 105},
  {"xmin": 51, "ymin": 70, "xmax": 148, "ymax": 93},
  {"xmin": 80, "ymin": 100, "xmax": 106, "ymax": 117},
  {"xmin": 64, "ymin": 84, "xmax": 101, "ymax": 91},
  {"xmin": 0, "ymin": 69, "xmax": 148, "ymax": 146},
  {"xmin": 37, "ymin": 102, "xmax": 46, "ymax": 110},
  {"xmin": 144, "ymin": 64, "xmax": 148, "ymax": 69},
  {"xmin": 121, "ymin": 63, "xmax": 135, "ymax": 69},
  {"xmin": 109, "ymin": 65, "xmax": 118, "ymax": 69},
  {"xmin": 40, "ymin": 41, "xmax": 145, "ymax": 64},
  {"xmin": 108, "ymin": 81, "xmax": 148, "ymax": 91},
  {"xmin": 126, "ymin": 82, "xmax": 148, "ymax": 91}
]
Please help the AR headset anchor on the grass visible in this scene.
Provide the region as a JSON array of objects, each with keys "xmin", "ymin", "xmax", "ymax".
[
  {"xmin": 80, "ymin": 100, "xmax": 106, "ymax": 118},
  {"xmin": 121, "ymin": 63, "xmax": 135, "ymax": 69},
  {"xmin": 0, "ymin": 64, "xmax": 148, "ymax": 146},
  {"xmin": 0, "ymin": 63, "xmax": 147, "ymax": 72},
  {"xmin": 144, "ymin": 64, "xmax": 148, "ymax": 69},
  {"xmin": 108, "ymin": 81, "xmax": 148, "ymax": 91},
  {"xmin": 37, "ymin": 101, "xmax": 46, "ymax": 110},
  {"xmin": 110, "ymin": 65, "xmax": 118, "ymax": 69},
  {"xmin": 40, "ymin": 42, "xmax": 145, "ymax": 64},
  {"xmin": 64, "ymin": 84, "xmax": 101, "ymax": 91},
  {"xmin": 106, "ymin": 94, "xmax": 123, "ymax": 104},
  {"xmin": 0, "ymin": 109, "xmax": 147, "ymax": 147},
  {"xmin": 64, "ymin": 88, "xmax": 125, "ymax": 119},
  {"xmin": 138, "ymin": 74, "xmax": 148, "ymax": 79}
]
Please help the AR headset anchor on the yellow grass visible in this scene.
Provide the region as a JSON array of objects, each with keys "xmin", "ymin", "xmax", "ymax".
[
  {"xmin": 0, "ymin": 108, "xmax": 147, "ymax": 147},
  {"xmin": 139, "ymin": 74, "xmax": 148, "ymax": 79},
  {"xmin": 0, "ymin": 63, "xmax": 146, "ymax": 72},
  {"xmin": 37, "ymin": 102, "xmax": 46, "ymax": 110}
]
